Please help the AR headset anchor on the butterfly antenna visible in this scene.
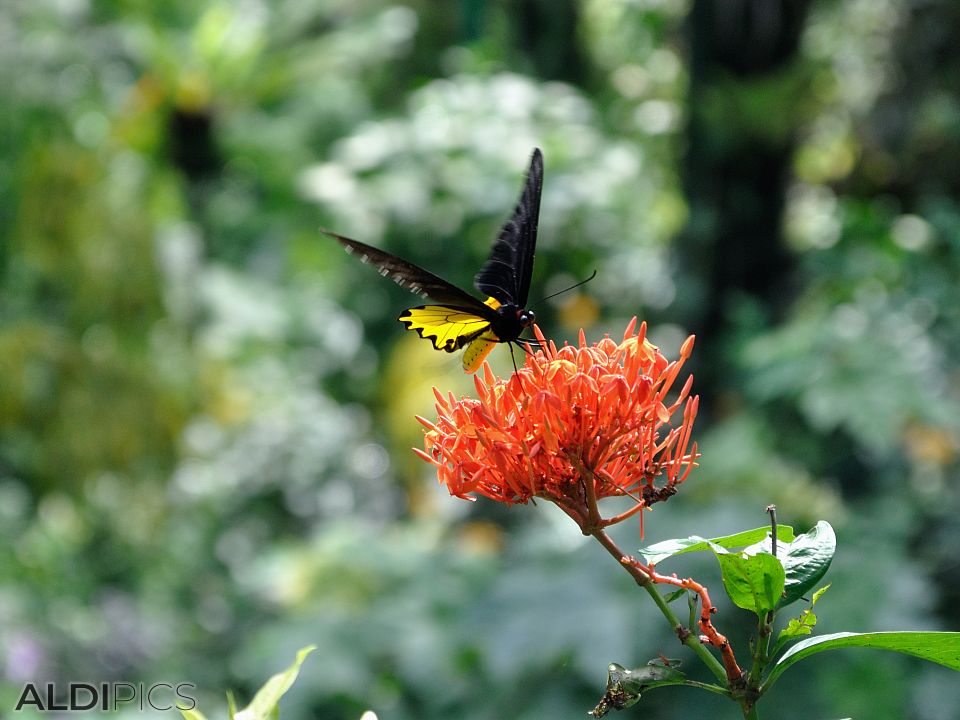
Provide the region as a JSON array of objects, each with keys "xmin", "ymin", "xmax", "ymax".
[{"xmin": 529, "ymin": 270, "xmax": 598, "ymax": 308}]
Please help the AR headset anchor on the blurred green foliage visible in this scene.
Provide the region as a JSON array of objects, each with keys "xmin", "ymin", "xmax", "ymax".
[{"xmin": 2, "ymin": 0, "xmax": 960, "ymax": 718}]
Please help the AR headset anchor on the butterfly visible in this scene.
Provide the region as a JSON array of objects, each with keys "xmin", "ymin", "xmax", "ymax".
[{"xmin": 323, "ymin": 148, "xmax": 543, "ymax": 373}]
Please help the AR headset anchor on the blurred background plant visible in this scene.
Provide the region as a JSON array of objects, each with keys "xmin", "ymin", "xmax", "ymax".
[{"xmin": 2, "ymin": 0, "xmax": 959, "ymax": 718}]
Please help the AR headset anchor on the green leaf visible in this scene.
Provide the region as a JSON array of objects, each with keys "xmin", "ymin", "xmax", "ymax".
[
  {"xmin": 810, "ymin": 583, "xmax": 831, "ymax": 606},
  {"xmin": 772, "ymin": 584, "xmax": 830, "ymax": 656},
  {"xmin": 663, "ymin": 588, "xmax": 688, "ymax": 603},
  {"xmin": 638, "ymin": 525, "xmax": 795, "ymax": 565},
  {"xmin": 235, "ymin": 645, "xmax": 317, "ymax": 720},
  {"xmin": 777, "ymin": 522, "xmax": 835, "ymax": 607},
  {"xmin": 777, "ymin": 612, "xmax": 818, "ymax": 643},
  {"xmin": 589, "ymin": 661, "xmax": 686, "ymax": 718},
  {"xmin": 765, "ymin": 632, "xmax": 960, "ymax": 690},
  {"xmin": 179, "ymin": 708, "xmax": 208, "ymax": 720},
  {"xmin": 742, "ymin": 522, "xmax": 835, "ymax": 608},
  {"xmin": 716, "ymin": 551, "xmax": 785, "ymax": 617}
]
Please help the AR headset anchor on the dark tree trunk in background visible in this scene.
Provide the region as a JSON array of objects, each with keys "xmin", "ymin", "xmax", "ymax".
[
  {"xmin": 168, "ymin": 107, "xmax": 221, "ymax": 182},
  {"xmin": 857, "ymin": 1, "xmax": 960, "ymax": 203},
  {"xmin": 508, "ymin": 0, "xmax": 586, "ymax": 85},
  {"xmin": 676, "ymin": 0, "xmax": 813, "ymax": 411},
  {"xmin": 459, "ymin": 0, "xmax": 585, "ymax": 83},
  {"xmin": 868, "ymin": 0, "xmax": 960, "ymax": 628}
]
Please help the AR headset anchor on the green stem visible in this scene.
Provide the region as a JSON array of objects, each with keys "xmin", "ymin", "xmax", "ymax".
[
  {"xmin": 591, "ymin": 529, "xmax": 729, "ymax": 685},
  {"xmin": 749, "ymin": 506, "xmax": 780, "ymax": 692},
  {"xmin": 748, "ymin": 610, "xmax": 774, "ymax": 690},
  {"xmin": 639, "ymin": 580, "xmax": 729, "ymax": 684},
  {"xmin": 682, "ymin": 680, "xmax": 731, "ymax": 697}
]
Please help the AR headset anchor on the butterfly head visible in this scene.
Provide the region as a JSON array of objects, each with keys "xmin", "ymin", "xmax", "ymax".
[{"xmin": 518, "ymin": 309, "xmax": 536, "ymax": 328}]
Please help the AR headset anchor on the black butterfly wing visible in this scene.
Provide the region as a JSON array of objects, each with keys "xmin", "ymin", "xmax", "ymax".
[
  {"xmin": 473, "ymin": 148, "xmax": 543, "ymax": 307},
  {"xmin": 324, "ymin": 230, "xmax": 497, "ymax": 319}
]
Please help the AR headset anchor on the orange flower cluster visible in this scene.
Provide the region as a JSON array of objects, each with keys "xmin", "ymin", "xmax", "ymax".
[{"xmin": 414, "ymin": 319, "xmax": 699, "ymax": 530}]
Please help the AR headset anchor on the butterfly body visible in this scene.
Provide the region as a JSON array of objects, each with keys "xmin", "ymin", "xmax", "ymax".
[
  {"xmin": 490, "ymin": 303, "xmax": 536, "ymax": 343},
  {"xmin": 326, "ymin": 148, "xmax": 543, "ymax": 372}
]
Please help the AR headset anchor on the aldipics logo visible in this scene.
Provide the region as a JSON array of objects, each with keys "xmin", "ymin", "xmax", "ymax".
[{"xmin": 14, "ymin": 682, "xmax": 196, "ymax": 712}]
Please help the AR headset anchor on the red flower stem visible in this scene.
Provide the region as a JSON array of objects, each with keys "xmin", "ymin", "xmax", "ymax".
[
  {"xmin": 589, "ymin": 529, "xmax": 729, "ymax": 685},
  {"xmin": 636, "ymin": 567, "xmax": 745, "ymax": 686},
  {"xmin": 575, "ymin": 457, "xmax": 604, "ymax": 528},
  {"xmin": 599, "ymin": 501, "xmax": 645, "ymax": 528}
]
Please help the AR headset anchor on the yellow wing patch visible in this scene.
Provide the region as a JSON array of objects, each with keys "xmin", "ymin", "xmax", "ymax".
[
  {"xmin": 462, "ymin": 331, "xmax": 499, "ymax": 372},
  {"xmin": 398, "ymin": 306, "xmax": 492, "ymax": 352}
]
